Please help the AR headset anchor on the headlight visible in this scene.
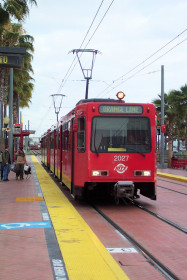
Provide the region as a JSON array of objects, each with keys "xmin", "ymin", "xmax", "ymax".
[
  {"xmin": 134, "ymin": 170, "xmax": 151, "ymax": 176},
  {"xmin": 92, "ymin": 171, "xmax": 100, "ymax": 176},
  {"xmin": 92, "ymin": 170, "xmax": 108, "ymax": 176},
  {"xmin": 143, "ymin": 171, "xmax": 151, "ymax": 176}
]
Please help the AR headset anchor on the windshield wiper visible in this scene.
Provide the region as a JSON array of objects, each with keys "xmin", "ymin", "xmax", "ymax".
[
  {"xmin": 93, "ymin": 120, "xmax": 99, "ymax": 157},
  {"xmin": 126, "ymin": 147, "xmax": 146, "ymax": 157}
]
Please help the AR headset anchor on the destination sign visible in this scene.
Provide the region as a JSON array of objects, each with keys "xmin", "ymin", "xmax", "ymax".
[
  {"xmin": 99, "ymin": 105, "xmax": 143, "ymax": 114},
  {"xmin": 0, "ymin": 54, "xmax": 22, "ymax": 68}
]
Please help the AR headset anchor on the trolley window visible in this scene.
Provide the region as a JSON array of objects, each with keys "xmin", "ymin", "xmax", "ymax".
[
  {"xmin": 77, "ymin": 117, "xmax": 86, "ymax": 152},
  {"xmin": 91, "ymin": 117, "xmax": 151, "ymax": 153},
  {"xmin": 54, "ymin": 130, "xmax": 57, "ymax": 149},
  {"xmin": 50, "ymin": 133, "xmax": 54, "ymax": 149},
  {"xmin": 62, "ymin": 122, "xmax": 71, "ymax": 151}
]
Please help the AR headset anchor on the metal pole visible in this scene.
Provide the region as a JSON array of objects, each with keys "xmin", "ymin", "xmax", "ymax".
[
  {"xmin": 8, "ymin": 68, "xmax": 13, "ymax": 163},
  {"xmin": 0, "ymin": 101, "xmax": 1, "ymax": 138},
  {"xmin": 160, "ymin": 65, "xmax": 165, "ymax": 168},
  {"xmin": 17, "ymin": 95, "xmax": 20, "ymax": 123},
  {"xmin": 85, "ymin": 78, "xmax": 90, "ymax": 99}
]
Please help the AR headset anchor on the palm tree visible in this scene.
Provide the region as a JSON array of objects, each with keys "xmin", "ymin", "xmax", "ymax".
[
  {"xmin": 153, "ymin": 89, "xmax": 186, "ymax": 167},
  {"xmin": 0, "ymin": 0, "xmax": 37, "ymax": 26},
  {"xmin": 1, "ymin": 22, "xmax": 34, "ymax": 123},
  {"xmin": 0, "ymin": 22, "xmax": 34, "ymax": 151},
  {"xmin": 180, "ymin": 84, "xmax": 187, "ymax": 149},
  {"xmin": 0, "ymin": 1, "xmax": 37, "ymax": 149}
]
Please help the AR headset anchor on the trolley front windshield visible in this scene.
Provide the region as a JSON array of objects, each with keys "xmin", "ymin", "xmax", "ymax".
[{"xmin": 91, "ymin": 117, "xmax": 152, "ymax": 153}]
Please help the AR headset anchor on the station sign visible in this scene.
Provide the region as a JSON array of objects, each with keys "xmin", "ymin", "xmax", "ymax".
[
  {"xmin": 0, "ymin": 54, "xmax": 23, "ymax": 68},
  {"xmin": 0, "ymin": 47, "xmax": 26, "ymax": 69}
]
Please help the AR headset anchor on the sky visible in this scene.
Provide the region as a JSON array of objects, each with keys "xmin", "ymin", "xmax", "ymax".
[{"xmin": 22, "ymin": 0, "xmax": 187, "ymax": 137}]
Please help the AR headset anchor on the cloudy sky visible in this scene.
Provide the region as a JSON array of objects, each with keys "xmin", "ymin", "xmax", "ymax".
[{"xmin": 22, "ymin": 0, "xmax": 187, "ymax": 137}]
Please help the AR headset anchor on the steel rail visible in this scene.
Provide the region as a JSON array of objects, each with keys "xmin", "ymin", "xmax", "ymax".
[
  {"xmin": 157, "ymin": 178, "xmax": 187, "ymax": 187},
  {"xmin": 93, "ymin": 204, "xmax": 181, "ymax": 280},
  {"xmin": 131, "ymin": 200, "xmax": 187, "ymax": 234},
  {"xmin": 157, "ymin": 185, "xmax": 187, "ymax": 196}
]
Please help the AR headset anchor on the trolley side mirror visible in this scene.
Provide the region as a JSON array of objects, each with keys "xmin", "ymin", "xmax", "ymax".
[{"xmin": 73, "ymin": 123, "xmax": 78, "ymax": 132}]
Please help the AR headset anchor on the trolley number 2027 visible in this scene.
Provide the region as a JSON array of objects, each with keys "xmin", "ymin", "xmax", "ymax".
[{"xmin": 114, "ymin": 155, "xmax": 129, "ymax": 162}]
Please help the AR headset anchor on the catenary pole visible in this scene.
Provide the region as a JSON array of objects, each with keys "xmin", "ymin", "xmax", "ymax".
[
  {"xmin": 160, "ymin": 65, "xmax": 165, "ymax": 168},
  {"xmin": 8, "ymin": 68, "xmax": 13, "ymax": 163}
]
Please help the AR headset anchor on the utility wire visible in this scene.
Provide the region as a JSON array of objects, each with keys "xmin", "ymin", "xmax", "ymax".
[
  {"xmin": 56, "ymin": 0, "xmax": 106, "ymax": 94},
  {"xmin": 57, "ymin": 0, "xmax": 115, "ymax": 93},
  {"xmin": 36, "ymin": 1, "xmax": 115, "ymax": 135},
  {"xmin": 98, "ymin": 27, "xmax": 187, "ymax": 97},
  {"xmin": 83, "ymin": 0, "xmax": 115, "ymax": 50},
  {"xmin": 99, "ymin": 37, "xmax": 187, "ymax": 97}
]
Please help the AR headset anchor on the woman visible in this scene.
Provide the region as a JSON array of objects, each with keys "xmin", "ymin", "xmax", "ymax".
[
  {"xmin": 15, "ymin": 147, "xmax": 27, "ymax": 180},
  {"xmin": 2, "ymin": 145, "xmax": 11, "ymax": 181}
]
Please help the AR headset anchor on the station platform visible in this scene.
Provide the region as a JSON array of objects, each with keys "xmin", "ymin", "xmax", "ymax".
[
  {"xmin": 0, "ymin": 155, "xmax": 129, "ymax": 280},
  {"xmin": 0, "ymin": 156, "xmax": 186, "ymax": 280},
  {"xmin": 157, "ymin": 167, "xmax": 187, "ymax": 182}
]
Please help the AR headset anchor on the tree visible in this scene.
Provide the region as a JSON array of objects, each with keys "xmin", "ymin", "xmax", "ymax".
[
  {"xmin": 0, "ymin": 0, "xmax": 37, "ymax": 26},
  {"xmin": 180, "ymin": 84, "xmax": 187, "ymax": 149},
  {"xmin": 1, "ymin": 23, "xmax": 34, "ymax": 123},
  {"xmin": 153, "ymin": 88, "xmax": 186, "ymax": 167}
]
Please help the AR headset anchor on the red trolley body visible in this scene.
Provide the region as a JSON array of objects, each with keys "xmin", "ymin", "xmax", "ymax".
[
  {"xmin": 41, "ymin": 98, "xmax": 157, "ymax": 201},
  {"xmin": 41, "ymin": 129, "xmax": 51, "ymax": 169}
]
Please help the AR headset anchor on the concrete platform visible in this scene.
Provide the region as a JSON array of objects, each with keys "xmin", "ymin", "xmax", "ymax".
[
  {"xmin": 0, "ymin": 155, "xmax": 186, "ymax": 280},
  {"xmin": 0, "ymin": 156, "xmax": 129, "ymax": 280},
  {"xmin": 157, "ymin": 167, "xmax": 187, "ymax": 182}
]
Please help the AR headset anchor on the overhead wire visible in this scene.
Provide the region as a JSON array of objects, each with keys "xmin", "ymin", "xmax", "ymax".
[
  {"xmin": 62, "ymin": 0, "xmax": 115, "ymax": 85},
  {"xmin": 99, "ymin": 36, "xmax": 187, "ymax": 97},
  {"xmin": 36, "ymin": 0, "xmax": 113, "ymax": 134},
  {"xmin": 56, "ymin": 0, "xmax": 106, "ymax": 94},
  {"xmin": 97, "ymin": 27, "xmax": 187, "ymax": 97}
]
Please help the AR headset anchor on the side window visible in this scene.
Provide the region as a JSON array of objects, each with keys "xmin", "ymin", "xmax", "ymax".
[
  {"xmin": 54, "ymin": 130, "xmax": 57, "ymax": 149},
  {"xmin": 62, "ymin": 124, "xmax": 67, "ymax": 151},
  {"xmin": 67, "ymin": 121, "xmax": 71, "ymax": 151},
  {"xmin": 58, "ymin": 127, "xmax": 61, "ymax": 150},
  {"xmin": 50, "ymin": 133, "xmax": 54, "ymax": 149},
  {"xmin": 62, "ymin": 122, "xmax": 71, "ymax": 151},
  {"xmin": 77, "ymin": 117, "xmax": 86, "ymax": 152}
]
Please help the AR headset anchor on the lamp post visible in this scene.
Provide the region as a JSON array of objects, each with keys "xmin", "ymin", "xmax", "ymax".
[
  {"xmin": 3, "ymin": 116, "xmax": 10, "ymax": 146},
  {"xmin": 50, "ymin": 94, "xmax": 65, "ymax": 122}
]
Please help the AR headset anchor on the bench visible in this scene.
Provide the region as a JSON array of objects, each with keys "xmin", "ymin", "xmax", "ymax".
[{"xmin": 171, "ymin": 158, "xmax": 187, "ymax": 170}]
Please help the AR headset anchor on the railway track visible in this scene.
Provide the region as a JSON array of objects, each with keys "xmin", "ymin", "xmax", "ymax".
[
  {"xmin": 158, "ymin": 178, "xmax": 187, "ymax": 187},
  {"xmin": 157, "ymin": 185, "xmax": 187, "ymax": 196},
  {"xmin": 30, "ymin": 150, "xmax": 41, "ymax": 157},
  {"xmin": 93, "ymin": 204, "xmax": 181, "ymax": 280},
  {"xmin": 129, "ymin": 199, "xmax": 187, "ymax": 234}
]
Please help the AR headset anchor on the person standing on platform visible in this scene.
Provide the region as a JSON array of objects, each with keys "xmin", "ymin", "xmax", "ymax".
[
  {"xmin": 15, "ymin": 147, "xmax": 27, "ymax": 180},
  {"xmin": 2, "ymin": 145, "xmax": 11, "ymax": 181},
  {"xmin": 0, "ymin": 150, "xmax": 3, "ymax": 180}
]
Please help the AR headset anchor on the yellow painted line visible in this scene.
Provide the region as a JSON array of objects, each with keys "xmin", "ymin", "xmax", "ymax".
[
  {"xmin": 157, "ymin": 172, "xmax": 187, "ymax": 183},
  {"xmin": 31, "ymin": 156, "xmax": 129, "ymax": 280},
  {"xmin": 16, "ymin": 196, "xmax": 43, "ymax": 202}
]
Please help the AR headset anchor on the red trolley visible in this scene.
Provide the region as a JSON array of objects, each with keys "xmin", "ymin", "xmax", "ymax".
[{"xmin": 41, "ymin": 94, "xmax": 157, "ymax": 202}]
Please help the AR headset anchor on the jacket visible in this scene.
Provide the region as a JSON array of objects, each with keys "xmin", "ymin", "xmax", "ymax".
[
  {"xmin": 15, "ymin": 151, "xmax": 26, "ymax": 164},
  {"xmin": 2, "ymin": 150, "xmax": 11, "ymax": 165}
]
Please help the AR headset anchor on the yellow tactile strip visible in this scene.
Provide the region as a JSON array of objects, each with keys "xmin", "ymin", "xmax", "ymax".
[
  {"xmin": 31, "ymin": 156, "xmax": 129, "ymax": 280},
  {"xmin": 157, "ymin": 172, "xmax": 187, "ymax": 183},
  {"xmin": 16, "ymin": 197, "xmax": 44, "ymax": 202}
]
